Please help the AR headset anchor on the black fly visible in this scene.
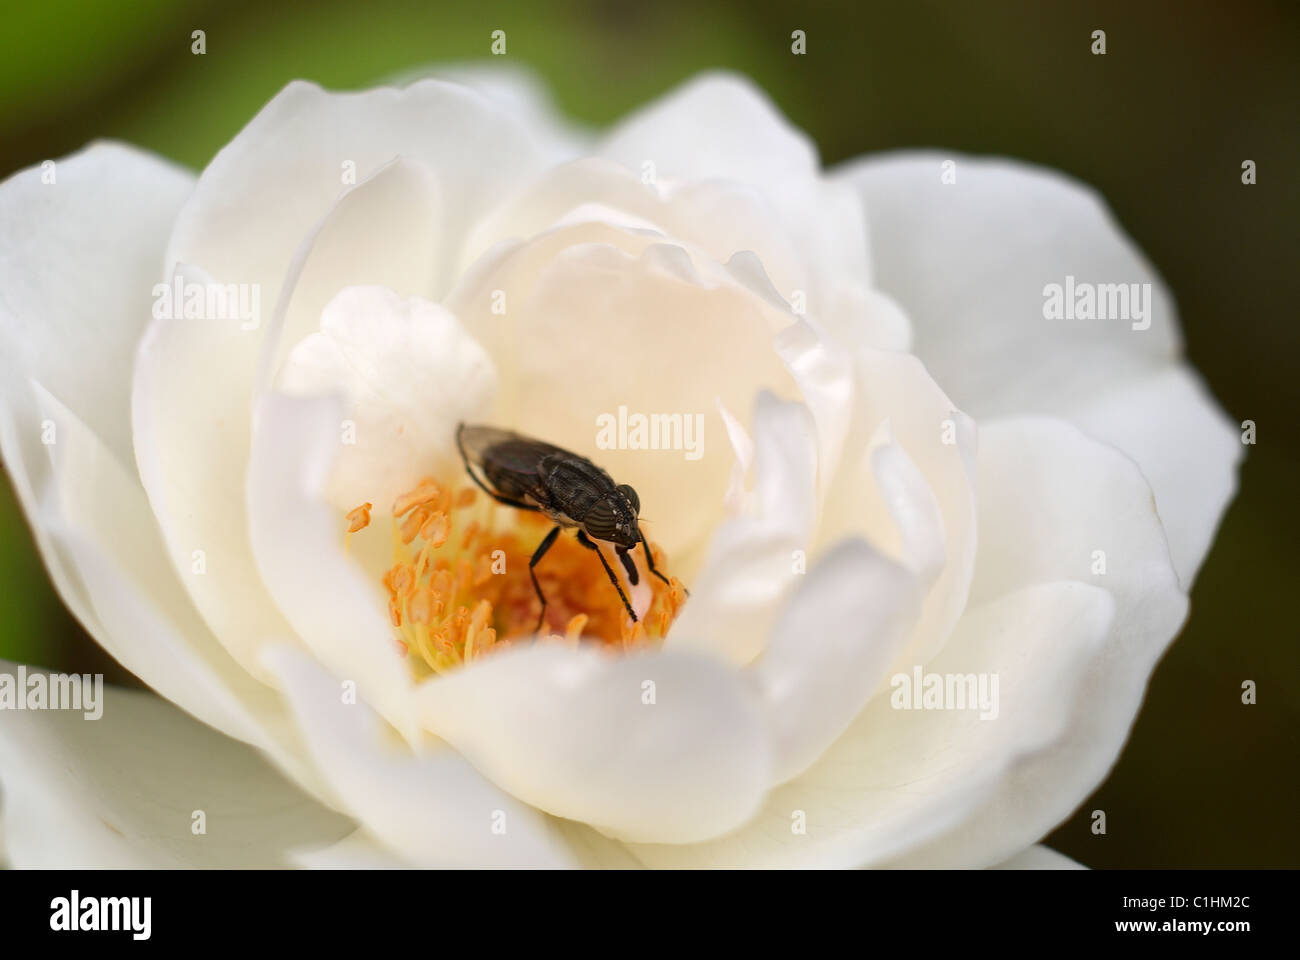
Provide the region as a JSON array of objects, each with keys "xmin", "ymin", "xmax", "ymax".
[{"xmin": 456, "ymin": 423, "xmax": 679, "ymax": 631}]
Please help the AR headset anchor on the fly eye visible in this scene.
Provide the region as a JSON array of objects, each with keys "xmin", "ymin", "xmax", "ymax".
[
  {"xmin": 583, "ymin": 500, "xmax": 618, "ymax": 540},
  {"xmin": 616, "ymin": 484, "xmax": 640, "ymax": 515}
]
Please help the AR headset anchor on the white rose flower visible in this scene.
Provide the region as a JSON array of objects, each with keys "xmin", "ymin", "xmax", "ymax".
[{"xmin": 0, "ymin": 69, "xmax": 1239, "ymax": 869}]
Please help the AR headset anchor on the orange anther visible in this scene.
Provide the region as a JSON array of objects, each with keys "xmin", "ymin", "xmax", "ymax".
[
  {"xmin": 431, "ymin": 628, "xmax": 455, "ymax": 657},
  {"xmin": 621, "ymin": 620, "xmax": 646, "ymax": 649},
  {"xmin": 393, "ymin": 565, "xmax": 414, "ymax": 595},
  {"xmin": 384, "ymin": 563, "xmax": 415, "ymax": 596},
  {"xmin": 409, "ymin": 588, "xmax": 443, "ymax": 625},
  {"xmin": 400, "ymin": 506, "xmax": 431, "ymax": 544},
  {"xmin": 564, "ymin": 613, "xmax": 588, "ymax": 644},
  {"xmin": 432, "ymin": 569, "xmax": 453, "ymax": 597},
  {"xmin": 346, "ymin": 501, "xmax": 373, "ymax": 533},
  {"xmin": 669, "ymin": 576, "xmax": 686, "ymax": 607},
  {"xmin": 393, "ymin": 479, "xmax": 440, "ymax": 517},
  {"xmin": 419, "ymin": 510, "xmax": 450, "ymax": 547}
]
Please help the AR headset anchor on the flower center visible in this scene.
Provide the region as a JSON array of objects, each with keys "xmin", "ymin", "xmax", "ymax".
[{"xmin": 346, "ymin": 476, "xmax": 686, "ymax": 675}]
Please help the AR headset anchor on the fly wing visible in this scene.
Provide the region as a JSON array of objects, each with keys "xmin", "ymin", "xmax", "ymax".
[{"xmin": 457, "ymin": 424, "xmax": 573, "ymax": 507}]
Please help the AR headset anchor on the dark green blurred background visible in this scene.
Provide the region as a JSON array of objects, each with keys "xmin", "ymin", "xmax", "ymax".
[{"xmin": 1, "ymin": 0, "xmax": 1295, "ymax": 867}]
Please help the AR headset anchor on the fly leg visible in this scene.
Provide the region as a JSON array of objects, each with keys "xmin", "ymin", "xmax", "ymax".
[
  {"xmin": 615, "ymin": 546, "xmax": 640, "ymax": 586},
  {"xmin": 636, "ymin": 523, "xmax": 685, "ymax": 594},
  {"xmin": 530, "ymin": 525, "xmax": 561, "ymax": 633},
  {"xmin": 577, "ymin": 530, "xmax": 638, "ymax": 622}
]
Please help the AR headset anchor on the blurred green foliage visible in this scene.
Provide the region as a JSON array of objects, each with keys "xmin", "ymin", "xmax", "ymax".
[{"xmin": 0, "ymin": 0, "xmax": 1295, "ymax": 867}]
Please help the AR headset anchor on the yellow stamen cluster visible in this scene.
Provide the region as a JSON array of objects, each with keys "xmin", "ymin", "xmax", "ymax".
[{"xmin": 346, "ymin": 476, "xmax": 687, "ymax": 676}]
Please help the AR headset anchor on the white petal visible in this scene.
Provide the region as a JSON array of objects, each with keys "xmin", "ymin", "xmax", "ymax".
[
  {"xmin": 824, "ymin": 284, "xmax": 913, "ymax": 354},
  {"xmin": 134, "ymin": 160, "xmax": 456, "ymax": 682},
  {"xmin": 166, "ymin": 79, "xmax": 549, "ymax": 313},
  {"xmin": 544, "ymin": 818, "xmax": 645, "ymax": 869},
  {"xmin": 741, "ymin": 391, "xmax": 819, "ymax": 537},
  {"xmin": 0, "ymin": 664, "xmax": 353, "ymax": 868},
  {"xmin": 0, "ymin": 141, "xmax": 193, "ymax": 467},
  {"xmin": 444, "ymin": 226, "xmax": 802, "ymax": 562},
  {"xmin": 415, "ymin": 644, "xmax": 771, "ymax": 843},
  {"xmin": 1070, "ymin": 366, "xmax": 1242, "ymax": 586},
  {"xmin": 865, "ymin": 421, "xmax": 947, "ymax": 580},
  {"xmin": 716, "ymin": 397, "xmax": 754, "ymax": 510},
  {"xmin": 599, "ymin": 72, "xmax": 872, "ymax": 326},
  {"xmin": 839, "ymin": 151, "xmax": 1238, "ymax": 583},
  {"xmin": 0, "ymin": 382, "xmax": 101, "ymax": 641},
  {"xmin": 669, "ymin": 392, "xmax": 818, "ymax": 664},
  {"xmin": 752, "ymin": 538, "xmax": 920, "ymax": 784},
  {"xmin": 133, "ymin": 263, "xmax": 304, "ymax": 684},
  {"xmin": 883, "ymin": 417, "xmax": 1189, "ymax": 868},
  {"xmin": 460, "ymin": 157, "xmax": 806, "ymax": 304},
  {"xmin": 417, "ymin": 62, "xmax": 592, "ymax": 164},
  {"xmin": 262, "ymin": 647, "xmax": 577, "ymax": 868},
  {"xmin": 627, "ymin": 580, "xmax": 1114, "ymax": 867},
  {"xmin": 989, "ymin": 845, "xmax": 1086, "ymax": 870},
  {"xmin": 816, "ymin": 348, "xmax": 978, "ymax": 669},
  {"xmin": 968, "ymin": 418, "xmax": 1183, "ymax": 610},
  {"xmin": 773, "ymin": 317, "xmax": 856, "ymax": 498},
  {"xmin": 291, "ymin": 829, "xmax": 415, "ymax": 869},
  {"xmin": 0, "ymin": 143, "xmax": 193, "ymax": 649},
  {"xmin": 133, "ymin": 82, "xmax": 555, "ymax": 674},
  {"xmin": 275, "ymin": 285, "xmax": 497, "ymax": 512},
  {"xmin": 24, "ymin": 383, "xmax": 319, "ymax": 789},
  {"xmin": 247, "ymin": 392, "xmax": 417, "ymax": 742},
  {"xmin": 599, "ymin": 72, "xmax": 819, "ymax": 188},
  {"xmin": 839, "ymin": 152, "xmax": 1181, "ymax": 415},
  {"xmin": 258, "ymin": 157, "xmax": 446, "ymax": 396}
]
